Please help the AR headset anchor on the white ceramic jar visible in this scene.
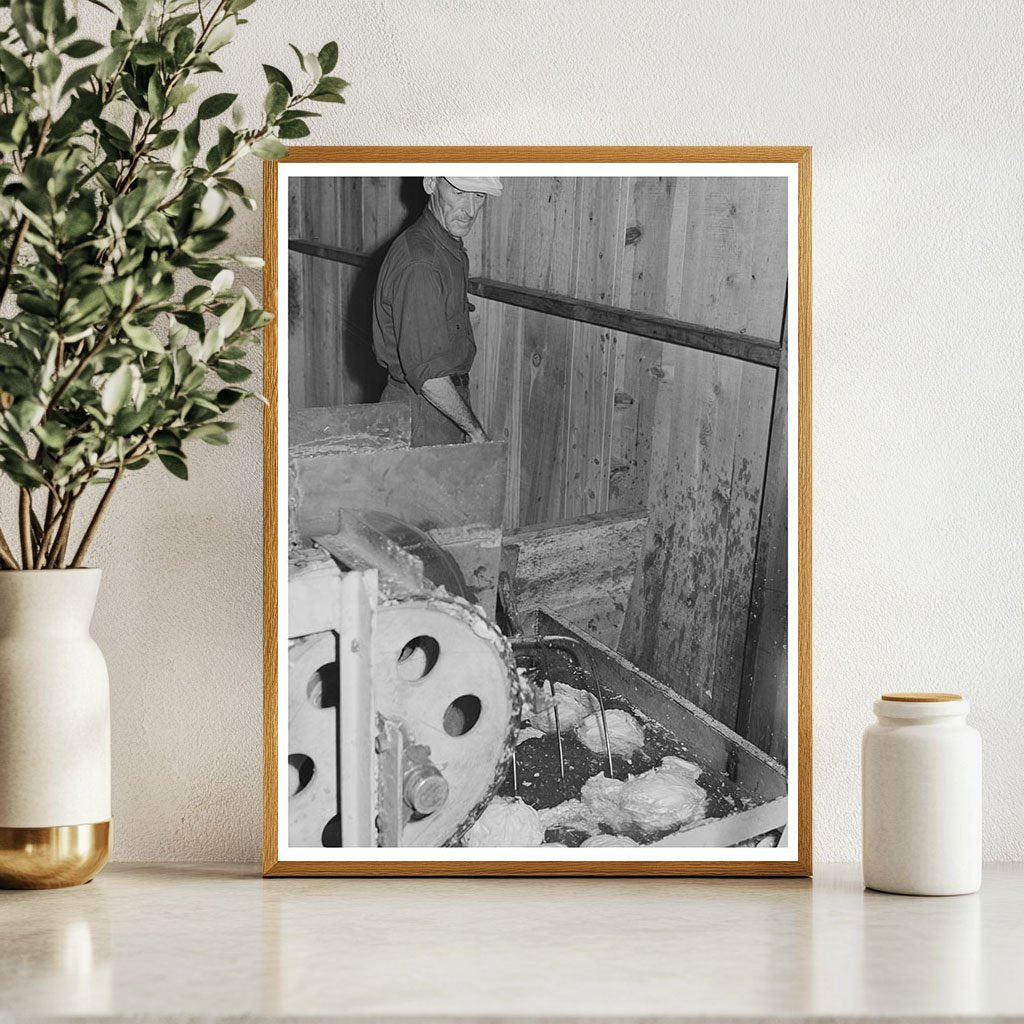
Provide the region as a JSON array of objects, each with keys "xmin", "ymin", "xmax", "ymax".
[{"xmin": 862, "ymin": 692, "xmax": 981, "ymax": 895}]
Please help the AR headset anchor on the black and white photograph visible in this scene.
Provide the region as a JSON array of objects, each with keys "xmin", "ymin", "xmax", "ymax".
[{"xmin": 269, "ymin": 153, "xmax": 808, "ymax": 871}]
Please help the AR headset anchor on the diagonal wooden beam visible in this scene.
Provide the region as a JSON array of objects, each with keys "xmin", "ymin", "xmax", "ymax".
[{"xmin": 287, "ymin": 238, "xmax": 782, "ymax": 368}]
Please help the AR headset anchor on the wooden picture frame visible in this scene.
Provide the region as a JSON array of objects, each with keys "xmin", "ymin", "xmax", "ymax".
[{"xmin": 263, "ymin": 147, "xmax": 811, "ymax": 876}]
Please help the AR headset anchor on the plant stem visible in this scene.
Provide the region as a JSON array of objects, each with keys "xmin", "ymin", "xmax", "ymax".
[
  {"xmin": 0, "ymin": 527, "xmax": 19, "ymax": 570},
  {"xmin": 70, "ymin": 466, "xmax": 123, "ymax": 568},
  {"xmin": 0, "ymin": 114, "xmax": 52, "ymax": 308},
  {"xmin": 46, "ymin": 299, "xmax": 139, "ymax": 413},
  {"xmin": 35, "ymin": 487, "xmax": 66, "ymax": 566},
  {"xmin": 0, "ymin": 216, "xmax": 30, "ymax": 310},
  {"xmin": 18, "ymin": 489, "xmax": 34, "ymax": 569},
  {"xmin": 45, "ymin": 492, "xmax": 79, "ymax": 569}
]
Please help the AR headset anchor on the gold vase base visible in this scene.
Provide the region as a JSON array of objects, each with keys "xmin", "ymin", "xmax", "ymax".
[{"xmin": 0, "ymin": 821, "xmax": 110, "ymax": 889}]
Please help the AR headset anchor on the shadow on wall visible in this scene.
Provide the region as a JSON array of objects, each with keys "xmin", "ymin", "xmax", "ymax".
[{"xmin": 327, "ymin": 176, "xmax": 432, "ymax": 403}]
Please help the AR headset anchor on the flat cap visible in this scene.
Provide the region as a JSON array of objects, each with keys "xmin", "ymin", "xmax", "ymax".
[{"xmin": 442, "ymin": 176, "xmax": 503, "ymax": 196}]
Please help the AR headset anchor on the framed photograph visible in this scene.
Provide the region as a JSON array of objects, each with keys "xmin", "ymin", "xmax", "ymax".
[{"xmin": 262, "ymin": 147, "xmax": 811, "ymax": 876}]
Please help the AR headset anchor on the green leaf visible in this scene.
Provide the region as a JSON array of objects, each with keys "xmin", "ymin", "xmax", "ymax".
[
  {"xmin": 0, "ymin": 49, "xmax": 33, "ymax": 86},
  {"xmin": 113, "ymin": 188, "xmax": 147, "ymax": 228},
  {"xmin": 63, "ymin": 38, "xmax": 104, "ymax": 58},
  {"xmin": 9, "ymin": 399, "xmax": 45, "ymax": 432},
  {"xmin": 217, "ymin": 296, "xmax": 246, "ymax": 339},
  {"xmin": 318, "ymin": 76, "xmax": 349, "ymax": 93},
  {"xmin": 172, "ymin": 26, "xmax": 196, "ymax": 65},
  {"xmin": 41, "ymin": 0, "xmax": 65, "ymax": 32},
  {"xmin": 38, "ymin": 51, "xmax": 62, "ymax": 86},
  {"xmin": 121, "ymin": 0, "xmax": 152, "ymax": 33},
  {"xmin": 214, "ymin": 362, "xmax": 251, "ymax": 384},
  {"xmin": 1, "ymin": 455, "xmax": 46, "ymax": 487},
  {"xmin": 317, "ymin": 41, "xmax": 339, "ymax": 75},
  {"xmin": 101, "ymin": 364, "xmax": 133, "ymax": 414},
  {"xmin": 215, "ymin": 388, "xmax": 247, "ymax": 408},
  {"xmin": 210, "ymin": 269, "xmax": 234, "ymax": 294},
  {"xmin": 158, "ymin": 452, "xmax": 188, "ymax": 479},
  {"xmin": 112, "ymin": 405, "xmax": 152, "ymax": 435},
  {"xmin": 146, "ymin": 74, "xmax": 166, "ymax": 117},
  {"xmin": 251, "ymin": 137, "xmax": 287, "ymax": 160},
  {"xmin": 96, "ymin": 43, "xmax": 128, "ymax": 81},
  {"xmin": 132, "ymin": 42, "xmax": 168, "ymax": 66},
  {"xmin": 60, "ymin": 62, "xmax": 97, "ymax": 96},
  {"xmin": 34, "ymin": 421, "xmax": 70, "ymax": 449},
  {"xmin": 203, "ymin": 16, "xmax": 236, "ymax": 53},
  {"xmin": 299, "ymin": 51, "xmax": 321, "ymax": 80},
  {"xmin": 309, "ymin": 88, "xmax": 346, "ymax": 104},
  {"xmin": 277, "ymin": 120, "xmax": 310, "ymax": 140},
  {"xmin": 10, "ymin": 1, "xmax": 45, "ymax": 52},
  {"xmin": 264, "ymin": 81, "xmax": 288, "ymax": 118},
  {"xmin": 17, "ymin": 292, "xmax": 58, "ymax": 317},
  {"xmin": 123, "ymin": 322, "xmax": 164, "ymax": 353},
  {"xmin": 149, "ymin": 128, "xmax": 177, "ymax": 149},
  {"xmin": 189, "ymin": 422, "xmax": 230, "ymax": 445},
  {"xmin": 166, "ymin": 82, "xmax": 199, "ymax": 107},
  {"xmin": 198, "ymin": 91, "xmax": 236, "ymax": 119},
  {"xmin": 262, "ymin": 64, "xmax": 292, "ymax": 95},
  {"xmin": 181, "ymin": 364, "xmax": 206, "ymax": 391},
  {"xmin": 181, "ymin": 285, "xmax": 211, "ymax": 310}
]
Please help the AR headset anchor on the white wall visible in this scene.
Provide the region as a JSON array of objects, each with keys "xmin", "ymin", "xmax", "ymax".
[{"xmin": 68, "ymin": 0, "xmax": 1024, "ymax": 863}]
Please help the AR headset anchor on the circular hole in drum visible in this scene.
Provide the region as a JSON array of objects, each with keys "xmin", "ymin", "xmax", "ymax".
[
  {"xmin": 443, "ymin": 694, "xmax": 482, "ymax": 736},
  {"xmin": 396, "ymin": 635, "xmax": 440, "ymax": 681},
  {"xmin": 288, "ymin": 754, "xmax": 315, "ymax": 795},
  {"xmin": 306, "ymin": 663, "xmax": 339, "ymax": 708},
  {"xmin": 321, "ymin": 813, "xmax": 341, "ymax": 847}
]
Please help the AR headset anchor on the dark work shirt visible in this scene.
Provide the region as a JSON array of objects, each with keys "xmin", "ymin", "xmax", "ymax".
[{"xmin": 371, "ymin": 208, "xmax": 476, "ymax": 393}]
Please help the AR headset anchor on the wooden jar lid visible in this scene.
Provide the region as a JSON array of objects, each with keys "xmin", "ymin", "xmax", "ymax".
[{"xmin": 880, "ymin": 692, "xmax": 962, "ymax": 702}]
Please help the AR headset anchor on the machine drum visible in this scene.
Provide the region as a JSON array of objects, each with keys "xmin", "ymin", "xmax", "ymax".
[{"xmin": 372, "ymin": 595, "xmax": 521, "ymax": 847}]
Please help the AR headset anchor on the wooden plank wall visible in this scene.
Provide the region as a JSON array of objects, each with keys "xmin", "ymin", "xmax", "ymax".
[
  {"xmin": 288, "ymin": 177, "xmax": 419, "ymax": 407},
  {"xmin": 613, "ymin": 180, "xmax": 788, "ymax": 731},
  {"xmin": 288, "ymin": 175, "xmax": 789, "ymax": 752}
]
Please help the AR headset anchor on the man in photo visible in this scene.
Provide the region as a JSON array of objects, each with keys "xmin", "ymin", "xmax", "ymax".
[{"xmin": 371, "ymin": 175, "xmax": 502, "ymax": 446}]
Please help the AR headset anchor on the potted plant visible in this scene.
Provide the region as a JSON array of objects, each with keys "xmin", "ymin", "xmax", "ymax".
[{"xmin": 0, "ymin": 0, "xmax": 345, "ymax": 887}]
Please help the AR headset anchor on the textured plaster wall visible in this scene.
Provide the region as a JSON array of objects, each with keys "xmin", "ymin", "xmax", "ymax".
[{"xmin": 66, "ymin": 1, "xmax": 1023, "ymax": 862}]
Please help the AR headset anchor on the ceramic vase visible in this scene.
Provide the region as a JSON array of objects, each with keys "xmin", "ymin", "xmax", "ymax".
[{"xmin": 0, "ymin": 569, "xmax": 111, "ymax": 888}]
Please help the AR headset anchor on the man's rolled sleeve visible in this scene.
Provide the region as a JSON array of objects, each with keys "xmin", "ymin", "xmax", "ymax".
[{"xmin": 392, "ymin": 262, "xmax": 457, "ymax": 392}]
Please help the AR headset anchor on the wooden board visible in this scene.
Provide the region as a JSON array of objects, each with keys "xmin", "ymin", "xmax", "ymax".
[
  {"xmin": 607, "ymin": 177, "xmax": 678, "ymax": 512},
  {"xmin": 517, "ymin": 177, "xmax": 579, "ymax": 526},
  {"xmin": 564, "ymin": 178, "xmax": 626, "ymax": 517},
  {"xmin": 290, "ymin": 441, "xmax": 508, "ymax": 616},
  {"xmin": 651, "ymin": 796, "xmax": 788, "ymax": 848},
  {"xmin": 737, "ymin": 312, "xmax": 789, "ymax": 762},
  {"xmin": 505, "ymin": 509, "xmax": 647, "ymax": 649},
  {"xmin": 288, "ymin": 402, "xmax": 411, "ymax": 453},
  {"xmin": 472, "ymin": 176, "xmax": 528, "ymax": 529}
]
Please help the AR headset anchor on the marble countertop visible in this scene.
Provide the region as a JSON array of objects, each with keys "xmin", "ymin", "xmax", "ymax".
[{"xmin": 2, "ymin": 862, "xmax": 1021, "ymax": 1022}]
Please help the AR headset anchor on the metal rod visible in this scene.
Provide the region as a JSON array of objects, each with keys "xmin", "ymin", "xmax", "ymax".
[
  {"xmin": 511, "ymin": 747, "xmax": 519, "ymax": 796},
  {"xmin": 531, "ymin": 635, "xmax": 615, "ymax": 778},
  {"xmin": 549, "ymin": 677, "xmax": 566, "ymax": 785}
]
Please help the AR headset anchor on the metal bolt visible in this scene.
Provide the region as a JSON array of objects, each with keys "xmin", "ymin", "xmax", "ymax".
[{"xmin": 403, "ymin": 767, "xmax": 449, "ymax": 815}]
